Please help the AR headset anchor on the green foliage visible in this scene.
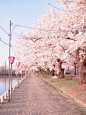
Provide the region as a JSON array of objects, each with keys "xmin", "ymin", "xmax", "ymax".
[
  {"xmin": 4, "ymin": 99, "xmax": 8, "ymax": 101},
  {"xmin": 64, "ymin": 75, "xmax": 72, "ymax": 79},
  {"xmin": 54, "ymin": 74, "xmax": 58, "ymax": 76}
]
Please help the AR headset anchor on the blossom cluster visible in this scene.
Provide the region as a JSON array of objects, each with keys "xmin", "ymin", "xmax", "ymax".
[{"xmin": 14, "ymin": 0, "xmax": 86, "ymax": 72}]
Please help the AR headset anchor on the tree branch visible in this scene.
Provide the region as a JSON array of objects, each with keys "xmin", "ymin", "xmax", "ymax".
[{"xmin": 66, "ymin": 37, "xmax": 76, "ymax": 41}]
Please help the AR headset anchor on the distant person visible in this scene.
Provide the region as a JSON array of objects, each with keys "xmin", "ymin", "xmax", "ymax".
[{"xmin": 36, "ymin": 71, "xmax": 38, "ymax": 75}]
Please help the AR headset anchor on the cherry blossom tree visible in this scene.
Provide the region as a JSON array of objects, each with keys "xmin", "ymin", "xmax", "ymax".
[
  {"xmin": 14, "ymin": 0, "xmax": 86, "ymax": 83},
  {"xmin": 14, "ymin": 8, "xmax": 73, "ymax": 77},
  {"xmin": 56, "ymin": 0, "xmax": 86, "ymax": 83}
]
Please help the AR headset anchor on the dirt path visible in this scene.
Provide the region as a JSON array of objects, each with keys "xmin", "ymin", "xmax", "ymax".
[{"xmin": 0, "ymin": 73, "xmax": 86, "ymax": 115}]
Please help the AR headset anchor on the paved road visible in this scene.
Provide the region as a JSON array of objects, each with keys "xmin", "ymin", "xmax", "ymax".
[{"xmin": 0, "ymin": 73, "xmax": 86, "ymax": 115}]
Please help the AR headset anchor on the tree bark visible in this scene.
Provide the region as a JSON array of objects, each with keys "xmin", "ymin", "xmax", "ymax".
[
  {"xmin": 58, "ymin": 68, "xmax": 64, "ymax": 78},
  {"xmin": 47, "ymin": 68, "xmax": 51, "ymax": 75},
  {"xmin": 82, "ymin": 61, "xmax": 86, "ymax": 83},
  {"xmin": 51, "ymin": 69, "xmax": 55, "ymax": 76},
  {"xmin": 57, "ymin": 59, "xmax": 64, "ymax": 79},
  {"xmin": 78, "ymin": 62, "xmax": 84, "ymax": 84},
  {"xmin": 42, "ymin": 69, "xmax": 45, "ymax": 77}
]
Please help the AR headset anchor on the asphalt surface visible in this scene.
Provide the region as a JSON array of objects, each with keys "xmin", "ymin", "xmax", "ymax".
[{"xmin": 0, "ymin": 73, "xmax": 86, "ymax": 115}]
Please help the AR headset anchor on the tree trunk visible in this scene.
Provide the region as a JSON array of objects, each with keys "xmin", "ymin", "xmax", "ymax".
[
  {"xmin": 57, "ymin": 60, "xmax": 64, "ymax": 79},
  {"xmin": 47, "ymin": 68, "xmax": 50, "ymax": 75},
  {"xmin": 78, "ymin": 62, "xmax": 84, "ymax": 84},
  {"xmin": 59, "ymin": 68, "xmax": 64, "ymax": 78},
  {"xmin": 42, "ymin": 69, "xmax": 44, "ymax": 77},
  {"xmin": 82, "ymin": 72, "xmax": 86, "ymax": 83},
  {"xmin": 82, "ymin": 61, "xmax": 86, "ymax": 83},
  {"xmin": 51, "ymin": 69, "xmax": 55, "ymax": 76}
]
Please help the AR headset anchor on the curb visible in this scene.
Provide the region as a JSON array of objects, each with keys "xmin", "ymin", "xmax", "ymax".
[{"xmin": 39, "ymin": 75, "xmax": 86, "ymax": 109}]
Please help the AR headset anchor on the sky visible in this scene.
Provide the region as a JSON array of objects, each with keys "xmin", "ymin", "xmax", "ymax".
[{"xmin": 0, "ymin": 0, "xmax": 60, "ymax": 67}]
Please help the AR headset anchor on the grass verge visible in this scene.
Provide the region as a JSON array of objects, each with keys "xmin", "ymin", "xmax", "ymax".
[{"xmin": 38, "ymin": 73, "xmax": 86, "ymax": 107}]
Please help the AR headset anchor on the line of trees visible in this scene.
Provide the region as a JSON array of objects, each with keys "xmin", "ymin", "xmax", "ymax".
[{"xmin": 14, "ymin": 0, "xmax": 86, "ymax": 84}]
